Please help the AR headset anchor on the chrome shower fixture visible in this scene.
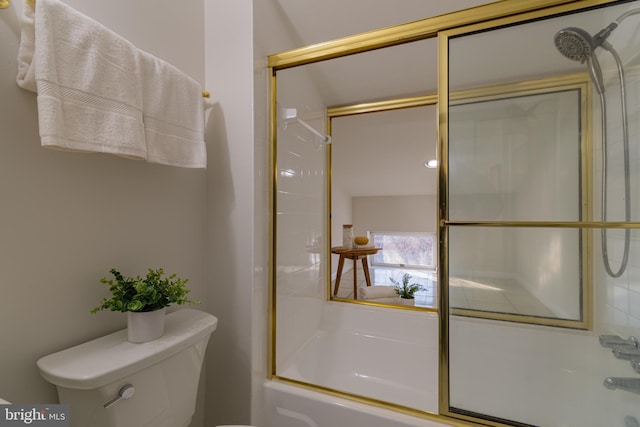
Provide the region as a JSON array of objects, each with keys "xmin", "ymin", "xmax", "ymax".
[
  {"xmin": 553, "ymin": 7, "xmax": 640, "ymax": 278},
  {"xmin": 554, "ymin": 27, "xmax": 605, "ymax": 93},
  {"xmin": 599, "ymin": 334, "xmax": 639, "ymax": 349},
  {"xmin": 603, "ymin": 377, "xmax": 640, "ymax": 395},
  {"xmin": 554, "ymin": 27, "xmax": 596, "ymax": 62},
  {"xmin": 555, "ymin": 8, "xmax": 640, "ymax": 59},
  {"xmin": 553, "ymin": 22, "xmax": 618, "ymax": 62},
  {"xmin": 611, "ymin": 347, "xmax": 640, "ymax": 361}
]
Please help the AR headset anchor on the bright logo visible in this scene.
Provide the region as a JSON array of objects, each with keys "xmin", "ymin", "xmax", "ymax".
[{"xmin": 0, "ymin": 405, "xmax": 69, "ymax": 426}]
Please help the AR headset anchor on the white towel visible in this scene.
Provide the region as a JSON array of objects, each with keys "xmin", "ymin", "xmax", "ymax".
[
  {"xmin": 16, "ymin": 0, "xmax": 146, "ymax": 159},
  {"xmin": 359, "ymin": 285, "xmax": 398, "ymax": 300},
  {"xmin": 139, "ymin": 51, "xmax": 206, "ymax": 168}
]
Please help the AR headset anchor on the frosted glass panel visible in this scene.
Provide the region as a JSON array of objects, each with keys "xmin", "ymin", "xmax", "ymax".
[
  {"xmin": 449, "ymin": 227, "xmax": 582, "ymax": 320},
  {"xmin": 446, "ymin": 1, "xmax": 640, "ymax": 426},
  {"xmin": 449, "ymin": 89, "xmax": 581, "ymax": 222}
]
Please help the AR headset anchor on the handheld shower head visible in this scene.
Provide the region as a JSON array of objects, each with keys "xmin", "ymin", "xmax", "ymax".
[
  {"xmin": 553, "ymin": 27, "xmax": 595, "ymax": 62},
  {"xmin": 554, "ymin": 27, "xmax": 605, "ymax": 93},
  {"xmin": 554, "ymin": 7, "xmax": 640, "ymax": 60},
  {"xmin": 553, "ymin": 7, "xmax": 640, "ymax": 278}
]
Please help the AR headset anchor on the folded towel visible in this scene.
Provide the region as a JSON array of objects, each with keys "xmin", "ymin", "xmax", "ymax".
[
  {"xmin": 359, "ymin": 285, "xmax": 398, "ymax": 300},
  {"xmin": 139, "ymin": 51, "xmax": 206, "ymax": 168},
  {"xmin": 16, "ymin": 0, "xmax": 146, "ymax": 159}
]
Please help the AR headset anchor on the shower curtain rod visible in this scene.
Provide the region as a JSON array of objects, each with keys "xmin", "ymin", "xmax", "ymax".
[
  {"xmin": 2, "ymin": 0, "xmax": 211, "ymax": 98},
  {"xmin": 279, "ymin": 106, "xmax": 331, "ymax": 144}
]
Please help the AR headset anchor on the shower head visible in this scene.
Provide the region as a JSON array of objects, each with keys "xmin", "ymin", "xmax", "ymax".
[
  {"xmin": 554, "ymin": 8, "xmax": 640, "ymax": 278},
  {"xmin": 554, "ymin": 6, "xmax": 640, "ymax": 60},
  {"xmin": 554, "ymin": 27, "xmax": 606, "ymax": 94},
  {"xmin": 554, "ymin": 27, "xmax": 596, "ymax": 62}
]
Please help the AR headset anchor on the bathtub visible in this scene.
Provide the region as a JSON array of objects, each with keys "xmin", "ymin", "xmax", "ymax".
[
  {"xmin": 275, "ymin": 302, "xmax": 439, "ymax": 417},
  {"xmin": 263, "ymin": 380, "xmax": 451, "ymax": 427}
]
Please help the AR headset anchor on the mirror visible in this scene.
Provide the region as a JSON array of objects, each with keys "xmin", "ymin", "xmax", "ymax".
[{"xmin": 329, "ymin": 101, "xmax": 438, "ymax": 309}]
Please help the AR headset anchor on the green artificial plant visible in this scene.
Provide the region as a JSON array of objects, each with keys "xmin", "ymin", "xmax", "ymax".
[
  {"xmin": 91, "ymin": 268, "xmax": 199, "ymax": 313},
  {"xmin": 390, "ymin": 273, "xmax": 423, "ymax": 299}
]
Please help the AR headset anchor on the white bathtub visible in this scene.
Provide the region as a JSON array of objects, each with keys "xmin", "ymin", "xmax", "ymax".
[
  {"xmin": 275, "ymin": 302, "xmax": 439, "ymax": 414},
  {"xmin": 263, "ymin": 380, "xmax": 452, "ymax": 427}
]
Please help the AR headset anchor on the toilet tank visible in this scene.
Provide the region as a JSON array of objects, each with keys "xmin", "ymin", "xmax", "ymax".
[{"xmin": 37, "ymin": 309, "xmax": 218, "ymax": 427}]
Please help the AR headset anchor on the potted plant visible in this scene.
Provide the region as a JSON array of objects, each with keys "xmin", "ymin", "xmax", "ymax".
[
  {"xmin": 91, "ymin": 268, "xmax": 199, "ymax": 343},
  {"xmin": 390, "ymin": 273, "xmax": 423, "ymax": 300}
]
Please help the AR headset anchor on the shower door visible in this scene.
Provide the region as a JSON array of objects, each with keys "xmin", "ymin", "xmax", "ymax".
[{"xmin": 441, "ymin": 1, "xmax": 640, "ymax": 426}]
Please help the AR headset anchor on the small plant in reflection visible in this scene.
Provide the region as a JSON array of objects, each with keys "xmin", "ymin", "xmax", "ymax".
[{"xmin": 390, "ymin": 273, "xmax": 423, "ymax": 299}]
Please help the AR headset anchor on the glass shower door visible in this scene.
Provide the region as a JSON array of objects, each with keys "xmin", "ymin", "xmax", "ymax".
[{"xmin": 442, "ymin": 1, "xmax": 640, "ymax": 425}]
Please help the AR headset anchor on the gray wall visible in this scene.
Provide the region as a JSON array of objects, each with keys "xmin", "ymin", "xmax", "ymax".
[{"xmin": 0, "ymin": 0, "xmax": 207, "ymax": 418}]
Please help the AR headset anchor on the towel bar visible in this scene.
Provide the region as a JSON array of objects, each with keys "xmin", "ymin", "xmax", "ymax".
[{"xmin": 11, "ymin": 0, "xmax": 211, "ymax": 100}]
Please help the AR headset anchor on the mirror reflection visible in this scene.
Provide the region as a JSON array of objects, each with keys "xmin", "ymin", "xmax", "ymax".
[{"xmin": 329, "ymin": 104, "xmax": 438, "ymax": 308}]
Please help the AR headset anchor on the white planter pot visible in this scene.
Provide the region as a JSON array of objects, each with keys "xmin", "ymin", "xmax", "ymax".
[
  {"xmin": 398, "ymin": 297, "xmax": 415, "ymax": 306},
  {"xmin": 127, "ymin": 307, "xmax": 166, "ymax": 343}
]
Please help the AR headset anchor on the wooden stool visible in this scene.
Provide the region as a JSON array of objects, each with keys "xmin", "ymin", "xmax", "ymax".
[{"xmin": 331, "ymin": 246, "xmax": 381, "ymax": 299}]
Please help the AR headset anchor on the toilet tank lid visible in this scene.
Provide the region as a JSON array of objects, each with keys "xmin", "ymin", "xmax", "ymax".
[{"xmin": 37, "ymin": 309, "xmax": 217, "ymax": 390}]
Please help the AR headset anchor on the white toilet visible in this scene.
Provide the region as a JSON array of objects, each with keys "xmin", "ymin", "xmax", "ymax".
[{"xmin": 37, "ymin": 309, "xmax": 217, "ymax": 427}]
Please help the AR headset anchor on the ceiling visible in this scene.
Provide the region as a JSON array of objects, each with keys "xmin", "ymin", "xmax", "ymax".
[
  {"xmin": 273, "ymin": 0, "xmax": 494, "ymax": 107},
  {"xmin": 273, "ymin": 0, "xmax": 495, "ymax": 48}
]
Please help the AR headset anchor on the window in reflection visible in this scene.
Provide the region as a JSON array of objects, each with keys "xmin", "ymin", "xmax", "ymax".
[{"xmin": 371, "ymin": 231, "xmax": 436, "ymax": 269}]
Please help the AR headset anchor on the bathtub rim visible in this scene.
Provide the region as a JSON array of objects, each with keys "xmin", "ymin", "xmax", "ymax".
[
  {"xmin": 266, "ymin": 377, "xmax": 480, "ymax": 427},
  {"xmin": 276, "ymin": 328, "xmax": 437, "ymax": 411}
]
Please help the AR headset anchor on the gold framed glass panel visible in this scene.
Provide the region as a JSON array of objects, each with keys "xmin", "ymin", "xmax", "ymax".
[
  {"xmin": 440, "ymin": 1, "xmax": 640, "ymax": 425},
  {"xmin": 268, "ymin": 1, "xmax": 630, "ymax": 426},
  {"xmin": 447, "ymin": 76, "xmax": 592, "ymax": 328}
]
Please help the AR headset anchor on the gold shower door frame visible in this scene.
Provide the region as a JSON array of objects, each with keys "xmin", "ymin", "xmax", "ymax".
[
  {"xmin": 438, "ymin": 4, "xmax": 640, "ymax": 425},
  {"xmin": 444, "ymin": 75, "xmax": 593, "ymax": 329},
  {"xmin": 267, "ymin": 1, "xmax": 627, "ymax": 426}
]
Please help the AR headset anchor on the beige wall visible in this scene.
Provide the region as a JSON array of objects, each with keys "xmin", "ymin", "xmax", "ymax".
[
  {"xmin": 352, "ymin": 195, "xmax": 436, "ymax": 237},
  {"xmin": 0, "ymin": 0, "xmax": 207, "ymax": 421},
  {"xmin": 204, "ymin": 0, "xmax": 256, "ymax": 425}
]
